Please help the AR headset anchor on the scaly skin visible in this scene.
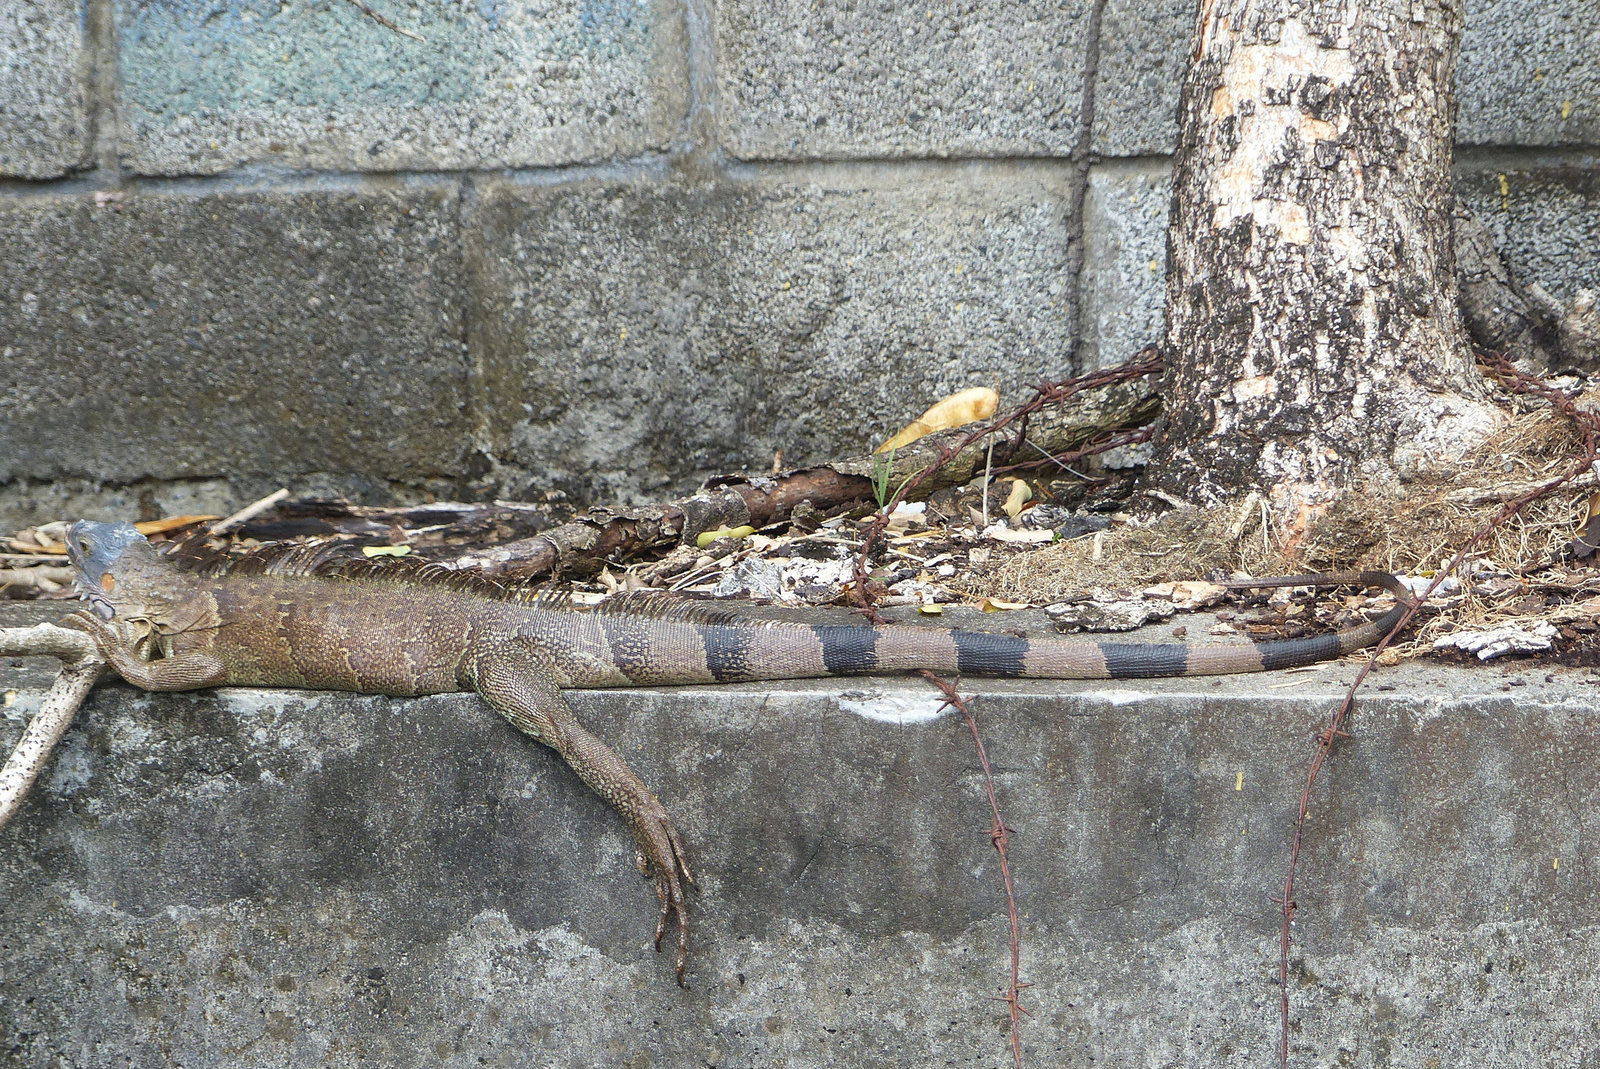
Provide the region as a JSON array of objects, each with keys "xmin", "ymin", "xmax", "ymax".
[{"xmin": 62, "ymin": 520, "xmax": 1414, "ymax": 983}]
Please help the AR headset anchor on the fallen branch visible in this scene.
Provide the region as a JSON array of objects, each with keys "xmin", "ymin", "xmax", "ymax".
[
  {"xmin": 0, "ymin": 622, "xmax": 106, "ymax": 831},
  {"xmin": 451, "ymin": 351, "xmax": 1162, "ymax": 581},
  {"xmin": 0, "ymin": 566, "xmax": 76, "ymax": 592}
]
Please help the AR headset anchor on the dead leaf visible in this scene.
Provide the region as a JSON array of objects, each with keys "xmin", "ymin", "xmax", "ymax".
[
  {"xmin": 983, "ymin": 523, "xmax": 1055, "ymax": 545},
  {"xmin": 361, "ymin": 545, "xmax": 412, "ymax": 558},
  {"xmin": 1001, "ymin": 479, "xmax": 1031, "ymax": 519},
  {"xmin": 980, "ymin": 597, "xmax": 1031, "ymax": 612},
  {"xmin": 135, "ymin": 515, "xmax": 220, "ymax": 536},
  {"xmin": 876, "ymin": 387, "xmax": 1000, "ymax": 453},
  {"xmin": 1570, "ymin": 492, "xmax": 1600, "ymax": 559},
  {"xmin": 695, "ymin": 525, "xmax": 756, "ymax": 549},
  {"xmin": 1141, "ymin": 580, "xmax": 1226, "ymax": 609}
]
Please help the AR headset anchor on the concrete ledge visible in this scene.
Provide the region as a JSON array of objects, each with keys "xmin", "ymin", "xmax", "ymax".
[{"xmin": 4, "ymin": 603, "xmax": 1598, "ymax": 1066}]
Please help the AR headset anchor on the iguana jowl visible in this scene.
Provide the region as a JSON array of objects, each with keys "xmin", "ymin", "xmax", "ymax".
[{"xmin": 62, "ymin": 520, "xmax": 1412, "ymax": 983}]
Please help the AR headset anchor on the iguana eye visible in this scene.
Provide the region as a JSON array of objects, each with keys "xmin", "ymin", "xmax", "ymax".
[{"xmin": 78, "ymin": 538, "xmax": 92, "ymax": 555}]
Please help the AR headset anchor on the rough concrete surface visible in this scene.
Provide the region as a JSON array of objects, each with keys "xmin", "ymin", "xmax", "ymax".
[
  {"xmin": 714, "ymin": 0, "xmax": 1091, "ymax": 160},
  {"xmin": 468, "ymin": 173, "xmax": 1074, "ymax": 504},
  {"xmin": 0, "ymin": 188, "xmax": 471, "ymax": 503},
  {"xmin": 115, "ymin": 0, "xmax": 688, "ymax": 175},
  {"xmin": 1457, "ymin": 166, "xmax": 1600, "ymax": 302},
  {"xmin": 1091, "ymin": 0, "xmax": 1194, "ymax": 157},
  {"xmin": 1458, "ymin": 0, "xmax": 1600, "ymax": 147},
  {"xmin": 4, "ymin": 601, "xmax": 1600, "ymax": 1066},
  {"xmin": 1079, "ymin": 162, "xmax": 1170, "ymax": 369},
  {"xmin": 0, "ymin": 0, "xmax": 91, "ymax": 178}
]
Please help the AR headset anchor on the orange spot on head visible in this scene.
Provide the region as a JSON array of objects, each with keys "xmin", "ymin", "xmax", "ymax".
[{"xmin": 101, "ymin": 574, "xmax": 116, "ymax": 593}]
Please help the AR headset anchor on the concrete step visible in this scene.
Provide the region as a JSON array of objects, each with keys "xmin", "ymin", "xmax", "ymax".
[{"xmin": 3, "ymin": 602, "xmax": 1595, "ymax": 1067}]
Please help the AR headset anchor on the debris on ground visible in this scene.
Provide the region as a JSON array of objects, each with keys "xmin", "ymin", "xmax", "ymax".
[{"xmin": 8, "ymin": 362, "xmax": 1600, "ymax": 669}]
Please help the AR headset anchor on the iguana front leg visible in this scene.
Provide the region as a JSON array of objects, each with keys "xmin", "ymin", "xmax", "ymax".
[
  {"xmin": 65, "ymin": 611, "xmax": 229, "ymax": 691},
  {"xmin": 461, "ymin": 638, "xmax": 694, "ymax": 983}
]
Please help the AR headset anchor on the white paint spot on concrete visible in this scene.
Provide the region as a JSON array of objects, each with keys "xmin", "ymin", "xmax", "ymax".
[
  {"xmin": 836, "ymin": 690, "xmax": 948, "ymax": 725},
  {"xmin": 1087, "ymin": 688, "xmax": 1153, "ymax": 706}
]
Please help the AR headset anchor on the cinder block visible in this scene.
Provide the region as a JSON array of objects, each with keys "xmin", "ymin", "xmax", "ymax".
[
  {"xmin": 115, "ymin": 0, "xmax": 688, "ymax": 175},
  {"xmin": 468, "ymin": 174, "xmax": 1074, "ymax": 503},
  {"xmin": 1079, "ymin": 163, "xmax": 1170, "ymax": 369},
  {"xmin": 0, "ymin": 0, "xmax": 91, "ymax": 177},
  {"xmin": 715, "ymin": 0, "xmax": 1091, "ymax": 159},
  {"xmin": 0, "ymin": 190, "xmax": 471, "ymax": 487},
  {"xmin": 1459, "ymin": 0, "xmax": 1600, "ymax": 146},
  {"xmin": 1093, "ymin": 0, "xmax": 1192, "ymax": 156},
  {"xmin": 1456, "ymin": 167, "xmax": 1600, "ymax": 301}
]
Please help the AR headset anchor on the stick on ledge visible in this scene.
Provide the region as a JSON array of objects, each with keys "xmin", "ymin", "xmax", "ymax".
[{"xmin": 0, "ymin": 623, "xmax": 106, "ymax": 831}]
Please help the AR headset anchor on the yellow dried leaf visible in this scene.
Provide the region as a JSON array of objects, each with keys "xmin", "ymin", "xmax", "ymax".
[
  {"xmin": 1000, "ymin": 479, "xmax": 1031, "ymax": 518},
  {"xmin": 362, "ymin": 545, "xmax": 413, "ymax": 558},
  {"xmin": 875, "ymin": 387, "xmax": 999, "ymax": 453},
  {"xmin": 695, "ymin": 525, "xmax": 756, "ymax": 549},
  {"xmin": 135, "ymin": 515, "xmax": 220, "ymax": 536},
  {"xmin": 980, "ymin": 597, "xmax": 1031, "ymax": 612},
  {"xmin": 917, "ymin": 602, "xmax": 944, "ymax": 615}
]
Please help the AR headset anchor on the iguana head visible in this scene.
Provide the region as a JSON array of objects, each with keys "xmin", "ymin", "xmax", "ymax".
[{"xmin": 67, "ymin": 520, "xmax": 183, "ymax": 622}]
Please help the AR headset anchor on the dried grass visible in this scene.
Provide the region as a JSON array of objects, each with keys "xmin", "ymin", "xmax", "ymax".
[{"xmin": 976, "ymin": 403, "xmax": 1595, "ymax": 614}]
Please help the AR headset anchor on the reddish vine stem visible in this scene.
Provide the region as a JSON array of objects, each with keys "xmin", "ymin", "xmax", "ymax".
[
  {"xmin": 919, "ymin": 670, "xmax": 1030, "ymax": 1069},
  {"xmin": 849, "ymin": 350, "xmax": 1163, "ymax": 621},
  {"xmin": 1276, "ymin": 354, "xmax": 1600, "ymax": 1068}
]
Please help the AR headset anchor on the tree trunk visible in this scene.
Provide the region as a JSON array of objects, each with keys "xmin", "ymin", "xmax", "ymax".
[{"xmin": 1148, "ymin": 0, "xmax": 1503, "ymax": 540}]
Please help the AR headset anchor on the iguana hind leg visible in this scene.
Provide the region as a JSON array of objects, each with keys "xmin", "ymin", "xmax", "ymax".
[{"xmin": 462, "ymin": 638, "xmax": 693, "ymax": 984}]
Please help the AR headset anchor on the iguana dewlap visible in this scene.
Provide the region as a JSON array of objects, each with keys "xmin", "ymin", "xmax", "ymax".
[{"xmin": 62, "ymin": 520, "xmax": 1411, "ymax": 983}]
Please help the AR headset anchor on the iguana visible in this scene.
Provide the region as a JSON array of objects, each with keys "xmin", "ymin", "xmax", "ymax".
[{"xmin": 61, "ymin": 519, "xmax": 1413, "ymax": 983}]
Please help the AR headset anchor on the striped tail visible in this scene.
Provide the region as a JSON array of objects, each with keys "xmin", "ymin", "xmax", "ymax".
[{"xmin": 826, "ymin": 572, "xmax": 1414, "ymax": 681}]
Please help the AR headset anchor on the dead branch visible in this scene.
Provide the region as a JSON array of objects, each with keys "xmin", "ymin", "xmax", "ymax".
[
  {"xmin": 450, "ymin": 352, "xmax": 1162, "ymax": 581},
  {"xmin": 0, "ymin": 566, "xmax": 76, "ymax": 592},
  {"xmin": 0, "ymin": 622, "xmax": 107, "ymax": 831},
  {"xmin": 1443, "ymin": 470, "xmax": 1599, "ymax": 507}
]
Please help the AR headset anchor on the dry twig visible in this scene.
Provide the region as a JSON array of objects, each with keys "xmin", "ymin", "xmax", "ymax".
[
  {"xmin": 919, "ymin": 670, "xmax": 1030, "ymax": 1069},
  {"xmin": 212, "ymin": 488, "xmax": 290, "ymax": 536},
  {"xmin": 0, "ymin": 623, "xmax": 106, "ymax": 830},
  {"xmin": 342, "ymin": 0, "xmax": 425, "ymax": 41}
]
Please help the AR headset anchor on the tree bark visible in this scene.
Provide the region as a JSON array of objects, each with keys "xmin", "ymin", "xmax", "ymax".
[{"xmin": 1149, "ymin": 0, "xmax": 1503, "ymax": 536}]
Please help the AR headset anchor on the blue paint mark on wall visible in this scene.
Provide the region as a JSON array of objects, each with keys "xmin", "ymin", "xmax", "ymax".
[{"xmin": 116, "ymin": 0, "xmax": 651, "ymax": 120}]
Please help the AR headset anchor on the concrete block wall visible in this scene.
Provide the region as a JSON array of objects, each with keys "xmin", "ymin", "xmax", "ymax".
[{"xmin": 1, "ymin": 0, "xmax": 1597, "ymax": 525}]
